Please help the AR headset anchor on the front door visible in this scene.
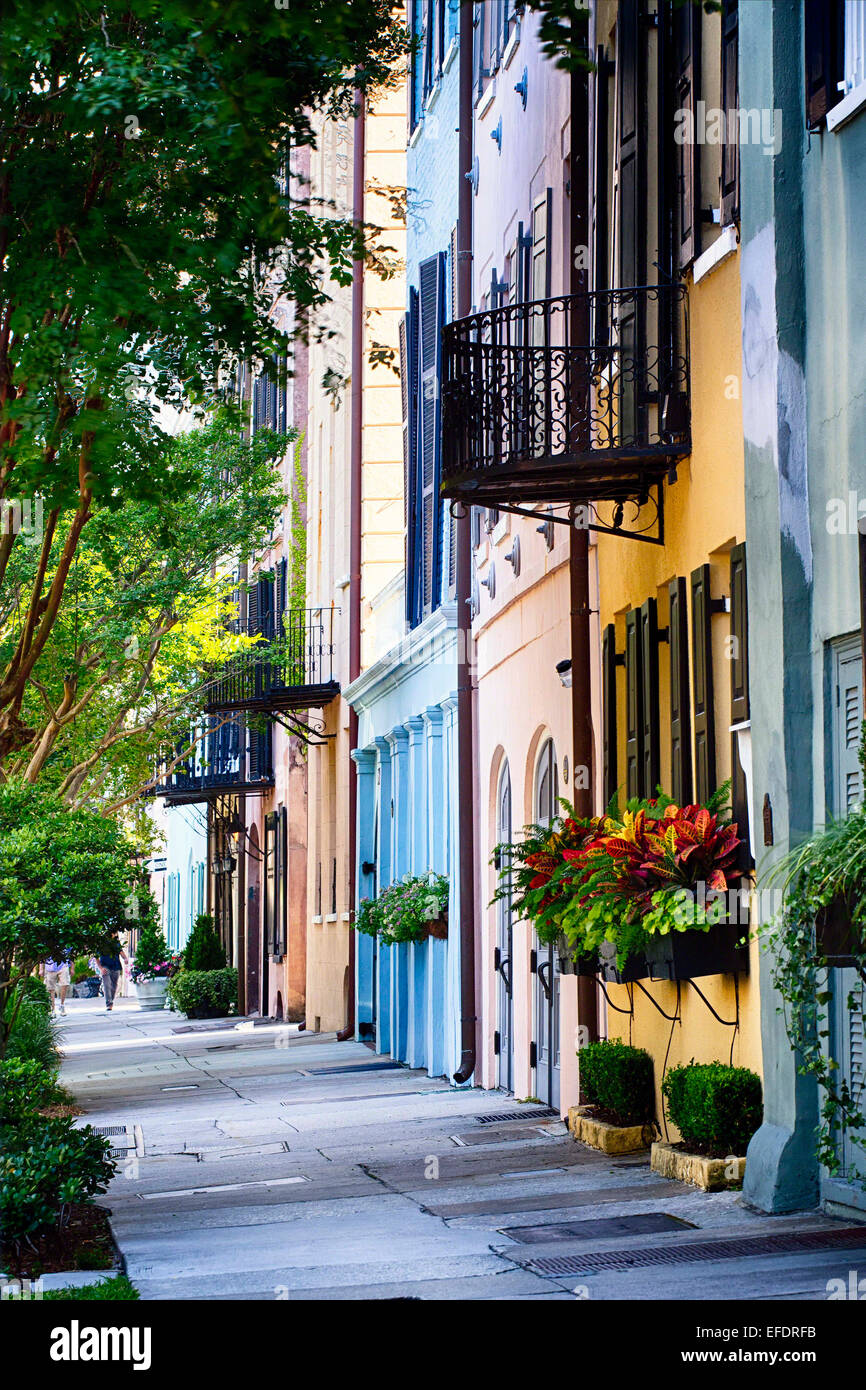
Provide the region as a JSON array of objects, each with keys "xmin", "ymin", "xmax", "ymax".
[
  {"xmin": 533, "ymin": 738, "xmax": 560, "ymax": 1109},
  {"xmin": 496, "ymin": 764, "xmax": 514, "ymax": 1090}
]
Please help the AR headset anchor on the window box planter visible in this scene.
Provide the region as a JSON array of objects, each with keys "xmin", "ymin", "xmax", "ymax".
[
  {"xmin": 645, "ymin": 921, "xmax": 748, "ymax": 981},
  {"xmin": 555, "ymin": 933, "xmax": 599, "ymax": 976},
  {"xmin": 568, "ymin": 1105, "xmax": 654, "ymax": 1155},
  {"xmin": 134, "ymin": 977, "xmax": 169, "ymax": 1011},
  {"xmin": 598, "ymin": 940, "xmax": 649, "ymax": 983},
  {"xmin": 815, "ymin": 899, "xmax": 862, "ymax": 968},
  {"xmin": 651, "ymin": 1140, "xmax": 746, "ymax": 1191}
]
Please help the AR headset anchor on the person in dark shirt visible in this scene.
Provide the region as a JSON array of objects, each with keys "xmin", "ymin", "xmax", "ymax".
[{"xmin": 98, "ymin": 939, "xmax": 128, "ymax": 1012}]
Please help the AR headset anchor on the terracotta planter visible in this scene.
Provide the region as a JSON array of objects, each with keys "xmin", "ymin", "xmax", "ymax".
[
  {"xmin": 134, "ymin": 977, "xmax": 169, "ymax": 1011},
  {"xmin": 815, "ymin": 899, "xmax": 862, "ymax": 968},
  {"xmin": 645, "ymin": 921, "xmax": 748, "ymax": 981}
]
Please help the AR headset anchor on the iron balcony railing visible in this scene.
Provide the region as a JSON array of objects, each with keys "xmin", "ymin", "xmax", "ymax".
[
  {"xmin": 441, "ymin": 284, "xmax": 690, "ymax": 511},
  {"xmin": 155, "ymin": 716, "xmax": 273, "ymax": 805},
  {"xmin": 205, "ymin": 606, "xmax": 339, "ymax": 715}
]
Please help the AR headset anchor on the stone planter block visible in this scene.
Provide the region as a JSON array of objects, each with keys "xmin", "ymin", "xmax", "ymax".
[
  {"xmin": 651, "ymin": 1139, "xmax": 746, "ymax": 1191},
  {"xmin": 568, "ymin": 1105, "xmax": 654, "ymax": 1154}
]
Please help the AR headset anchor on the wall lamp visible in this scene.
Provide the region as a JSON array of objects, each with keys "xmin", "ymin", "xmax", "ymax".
[{"xmin": 556, "ymin": 658, "xmax": 572, "ymax": 689}]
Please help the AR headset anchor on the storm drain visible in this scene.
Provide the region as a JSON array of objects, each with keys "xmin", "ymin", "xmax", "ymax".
[
  {"xmin": 477, "ymin": 1108, "xmax": 558, "ymax": 1124},
  {"xmin": 89, "ymin": 1123, "xmax": 136, "ymax": 1160},
  {"xmin": 501, "ymin": 1212, "xmax": 693, "ymax": 1244},
  {"xmin": 305, "ymin": 1061, "xmax": 405, "ymax": 1076},
  {"xmin": 522, "ymin": 1226, "xmax": 866, "ymax": 1276}
]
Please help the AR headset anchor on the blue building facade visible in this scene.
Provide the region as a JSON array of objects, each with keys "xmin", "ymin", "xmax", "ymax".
[{"xmin": 345, "ymin": 0, "xmax": 463, "ymax": 1078}]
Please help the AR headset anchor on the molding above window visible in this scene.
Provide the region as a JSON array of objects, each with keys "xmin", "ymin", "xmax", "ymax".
[
  {"xmin": 443, "ymin": 36, "xmax": 458, "ymax": 73},
  {"xmin": 477, "ymin": 79, "xmax": 497, "ymax": 118},
  {"xmin": 692, "ymin": 224, "xmax": 738, "ymax": 285},
  {"xmin": 408, "ymin": 119, "xmax": 424, "ymax": 149},
  {"xmin": 827, "ymin": 78, "xmax": 866, "ymax": 131},
  {"xmin": 503, "ymin": 19, "xmax": 521, "ymax": 69}
]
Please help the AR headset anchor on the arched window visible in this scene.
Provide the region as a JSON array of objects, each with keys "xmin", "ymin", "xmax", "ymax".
[{"xmin": 534, "ymin": 737, "xmax": 558, "ymax": 828}]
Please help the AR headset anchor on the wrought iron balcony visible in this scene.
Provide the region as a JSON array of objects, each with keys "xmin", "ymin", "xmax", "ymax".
[
  {"xmin": 155, "ymin": 715, "xmax": 273, "ymax": 805},
  {"xmin": 204, "ymin": 606, "xmax": 339, "ymax": 715},
  {"xmin": 441, "ymin": 285, "xmax": 690, "ymax": 519}
]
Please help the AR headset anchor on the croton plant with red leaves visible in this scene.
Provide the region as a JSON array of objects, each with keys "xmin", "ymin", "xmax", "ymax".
[{"xmin": 493, "ymin": 784, "xmax": 744, "ymax": 963}]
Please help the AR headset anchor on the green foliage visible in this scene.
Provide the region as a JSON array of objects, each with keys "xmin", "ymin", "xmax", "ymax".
[
  {"xmin": 355, "ymin": 874, "xmax": 449, "ymax": 946},
  {"xmin": 662, "ymin": 1062, "xmax": 763, "ymax": 1158},
  {"xmin": 167, "ymin": 968, "xmax": 238, "ymax": 1020},
  {"xmin": 182, "ymin": 915, "xmax": 226, "ymax": 973},
  {"xmin": 44, "ymin": 1276, "xmax": 139, "ymax": 1302},
  {"xmin": 129, "ymin": 898, "xmax": 171, "ymax": 982},
  {"xmin": 3, "ymin": 983, "xmax": 60, "ymax": 1071},
  {"xmin": 17, "ymin": 975, "xmax": 51, "ymax": 1013},
  {"xmin": 71, "ymin": 957, "xmax": 94, "ymax": 984},
  {"xmin": 0, "ymin": 782, "xmax": 137, "ymax": 1045},
  {"xmin": 762, "ymin": 804, "xmax": 866, "ymax": 1179},
  {"xmin": 0, "ymin": 1058, "xmax": 66, "ymax": 1135},
  {"xmin": 1, "ymin": 1120, "xmax": 114, "ymax": 1246},
  {"xmin": 578, "ymin": 1040, "xmax": 656, "ymax": 1128}
]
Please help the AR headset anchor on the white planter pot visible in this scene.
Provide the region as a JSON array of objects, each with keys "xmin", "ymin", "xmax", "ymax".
[{"xmin": 134, "ymin": 977, "xmax": 169, "ymax": 1011}]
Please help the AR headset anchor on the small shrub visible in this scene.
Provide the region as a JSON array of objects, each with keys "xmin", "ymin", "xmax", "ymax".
[
  {"xmin": 167, "ymin": 967, "xmax": 238, "ymax": 1019},
  {"xmin": 662, "ymin": 1061, "xmax": 763, "ymax": 1158},
  {"xmin": 4, "ymin": 985, "xmax": 60, "ymax": 1070},
  {"xmin": 44, "ymin": 1275, "xmax": 139, "ymax": 1301},
  {"xmin": 182, "ymin": 914, "xmax": 226, "ymax": 972},
  {"xmin": 1, "ymin": 1121, "xmax": 115, "ymax": 1245},
  {"xmin": 71, "ymin": 956, "xmax": 94, "ymax": 984},
  {"xmin": 579, "ymin": 1039, "xmax": 655, "ymax": 1127},
  {"xmin": 0, "ymin": 1058, "xmax": 67, "ymax": 1135}
]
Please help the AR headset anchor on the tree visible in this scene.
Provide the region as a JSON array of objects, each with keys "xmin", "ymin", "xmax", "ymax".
[
  {"xmin": 0, "ymin": 782, "xmax": 138, "ymax": 1052},
  {"xmin": 0, "ymin": 1, "xmax": 408, "ymax": 757},
  {"xmin": 0, "ymin": 411, "xmax": 290, "ymax": 817},
  {"xmin": 183, "ymin": 914, "xmax": 227, "ymax": 972}
]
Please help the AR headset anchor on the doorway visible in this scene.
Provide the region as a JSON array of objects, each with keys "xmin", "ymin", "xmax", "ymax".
[
  {"xmin": 495, "ymin": 762, "xmax": 514, "ymax": 1091},
  {"xmin": 533, "ymin": 737, "xmax": 560, "ymax": 1110}
]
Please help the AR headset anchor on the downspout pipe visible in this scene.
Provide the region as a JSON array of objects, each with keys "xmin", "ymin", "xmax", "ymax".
[
  {"xmin": 337, "ymin": 89, "xmax": 365, "ymax": 1043},
  {"xmin": 453, "ymin": 0, "xmax": 477, "ymax": 1085},
  {"xmin": 569, "ymin": 32, "xmax": 599, "ymax": 1048}
]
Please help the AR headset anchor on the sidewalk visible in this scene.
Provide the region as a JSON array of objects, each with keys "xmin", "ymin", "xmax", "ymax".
[{"xmin": 59, "ymin": 997, "xmax": 866, "ymax": 1301}]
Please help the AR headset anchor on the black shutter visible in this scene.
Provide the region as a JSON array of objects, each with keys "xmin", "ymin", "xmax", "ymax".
[
  {"xmin": 602, "ymin": 623, "xmax": 619, "ymax": 809},
  {"xmin": 264, "ymin": 811, "xmax": 277, "ymax": 957},
  {"xmin": 247, "ymin": 579, "xmax": 259, "ymax": 638},
  {"xmin": 625, "ymin": 607, "xmax": 644, "ymax": 800},
  {"xmin": 720, "ymin": 0, "xmax": 739, "ymax": 226},
  {"xmin": 804, "ymin": 0, "xmax": 843, "ymax": 130},
  {"xmin": 618, "ymin": 0, "xmax": 646, "ymax": 291},
  {"xmin": 418, "ymin": 252, "xmax": 445, "ymax": 617},
  {"xmin": 247, "ymin": 717, "xmax": 260, "ymax": 782},
  {"xmin": 673, "ymin": 0, "xmax": 701, "ymax": 269},
  {"xmin": 729, "ymin": 543, "xmax": 752, "ymax": 866},
  {"xmin": 668, "ymin": 576, "xmax": 693, "ymax": 805},
  {"xmin": 639, "ymin": 597, "xmax": 661, "ymax": 798},
  {"xmin": 400, "ymin": 290, "xmax": 420, "ymax": 627},
  {"xmin": 277, "ymin": 806, "xmax": 288, "ymax": 958},
  {"xmin": 691, "ymin": 564, "xmax": 716, "ymax": 802},
  {"xmin": 277, "ymin": 557, "xmax": 288, "ymax": 633},
  {"xmin": 593, "ymin": 47, "xmax": 610, "ymax": 341}
]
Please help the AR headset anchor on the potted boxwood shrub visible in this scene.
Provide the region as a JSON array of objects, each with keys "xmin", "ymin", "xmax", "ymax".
[
  {"xmin": 571, "ymin": 1039, "xmax": 657, "ymax": 1153},
  {"xmin": 168, "ymin": 967, "xmax": 238, "ymax": 1020},
  {"xmin": 655, "ymin": 1060, "xmax": 763, "ymax": 1189},
  {"xmin": 130, "ymin": 907, "xmax": 179, "ymax": 1011}
]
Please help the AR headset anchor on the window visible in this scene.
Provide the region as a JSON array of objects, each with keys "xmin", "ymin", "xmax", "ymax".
[
  {"xmin": 831, "ymin": 636, "xmax": 863, "ymax": 817},
  {"xmin": 534, "ymin": 737, "xmax": 559, "ymax": 828},
  {"xmin": 401, "ymin": 253, "xmax": 446, "ymax": 625},
  {"xmin": 843, "ymin": 0, "xmax": 866, "ymax": 93}
]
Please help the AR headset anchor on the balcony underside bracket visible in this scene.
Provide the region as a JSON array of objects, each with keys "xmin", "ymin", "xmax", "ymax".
[
  {"xmin": 271, "ymin": 709, "xmax": 334, "ymax": 746},
  {"xmin": 455, "ymin": 482, "xmax": 665, "ymax": 546}
]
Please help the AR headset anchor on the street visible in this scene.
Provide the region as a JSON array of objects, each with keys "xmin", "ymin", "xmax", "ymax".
[{"xmin": 59, "ymin": 998, "xmax": 866, "ymax": 1302}]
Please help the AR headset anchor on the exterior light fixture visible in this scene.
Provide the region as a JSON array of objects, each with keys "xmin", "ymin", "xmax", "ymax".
[{"xmin": 556, "ymin": 658, "xmax": 572, "ymax": 688}]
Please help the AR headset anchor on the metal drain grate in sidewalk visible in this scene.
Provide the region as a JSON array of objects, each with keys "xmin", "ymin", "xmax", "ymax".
[
  {"xmin": 88, "ymin": 1123, "xmax": 138, "ymax": 1160},
  {"xmin": 523, "ymin": 1225, "xmax": 866, "ymax": 1277},
  {"xmin": 477, "ymin": 1108, "xmax": 558, "ymax": 1124}
]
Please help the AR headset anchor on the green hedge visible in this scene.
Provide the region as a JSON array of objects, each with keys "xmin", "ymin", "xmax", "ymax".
[
  {"xmin": 1, "ymin": 1120, "xmax": 115, "ymax": 1246},
  {"xmin": 579, "ymin": 1039, "xmax": 655, "ymax": 1127},
  {"xmin": 4, "ymin": 980, "xmax": 59, "ymax": 1071},
  {"xmin": 167, "ymin": 967, "xmax": 238, "ymax": 1019},
  {"xmin": 662, "ymin": 1061, "xmax": 763, "ymax": 1157},
  {"xmin": 182, "ymin": 914, "xmax": 226, "ymax": 971}
]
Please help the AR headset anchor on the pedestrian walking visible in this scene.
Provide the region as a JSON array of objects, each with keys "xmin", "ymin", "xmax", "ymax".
[
  {"xmin": 41, "ymin": 957, "xmax": 71, "ymax": 1015},
  {"xmin": 98, "ymin": 939, "xmax": 129, "ymax": 1012}
]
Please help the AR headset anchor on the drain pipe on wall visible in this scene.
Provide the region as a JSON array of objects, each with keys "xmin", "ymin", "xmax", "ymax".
[
  {"xmin": 570, "ymin": 38, "xmax": 599, "ymax": 1049},
  {"xmin": 453, "ymin": 0, "xmax": 477, "ymax": 1086},
  {"xmin": 337, "ymin": 89, "xmax": 365, "ymax": 1043}
]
